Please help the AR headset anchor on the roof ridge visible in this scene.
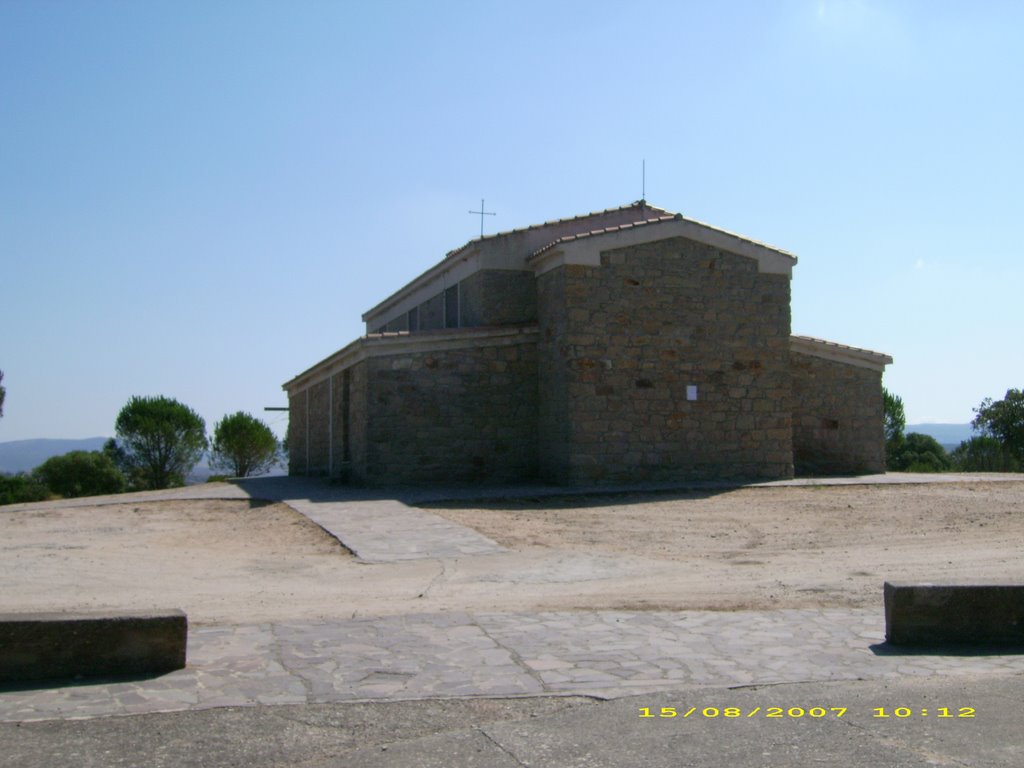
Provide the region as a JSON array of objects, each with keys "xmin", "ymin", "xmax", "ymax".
[
  {"xmin": 529, "ymin": 214, "xmax": 681, "ymax": 259},
  {"xmin": 444, "ymin": 200, "xmax": 672, "ymax": 258}
]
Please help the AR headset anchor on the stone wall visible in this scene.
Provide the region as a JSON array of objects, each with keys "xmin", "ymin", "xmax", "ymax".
[
  {"xmin": 536, "ymin": 267, "xmax": 572, "ymax": 480},
  {"xmin": 286, "ymin": 388, "xmax": 307, "ymax": 475},
  {"xmin": 288, "ymin": 369, "xmax": 362, "ymax": 477},
  {"xmin": 791, "ymin": 351, "xmax": 886, "ymax": 474},
  {"xmin": 460, "ymin": 270, "xmax": 536, "ymax": 327},
  {"xmin": 288, "ymin": 331, "xmax": 538, "ymax": 485},
  {"xmin": 348, "ymin": 361, "xmax": 369, "ymax": 478},
  {"xmin": 306, "ymin": 378, "xmax": 331, "ymax": 474},
  {"xmin": 360, "ymin": 338, "xmax": 538, "ymax": 484},
  {"xmin": 328, "ymin": 370, "xmax": 345, "ymax": 476},
  {"xmin": 537, "ymin": 236, "xmax": 794, "ymax": 484}
]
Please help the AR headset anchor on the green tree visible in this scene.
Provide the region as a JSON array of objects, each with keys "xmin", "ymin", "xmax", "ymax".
[
  {"xmin": 210, "ymin": 412, "xmax": 280, "ymax": 477},
  {"xmin": 883, "ymin": 387, "xmax": 906, "ymax": 469},
  {"xmin": 972, "ymin": 389, "xmax": 1024, "ymax": 463},
  {"xmin": 33, "ymin": 450, "xmax": 126, "ymax": 498},
  {"xmin": 0, "ymin": 473, "xmax": 49, "ymax": 505},
  {"xmin": 951, "ymin": 436, "xmax": 1020, "ymax": 472},
  {"xmin": 102, "ymin": 437, "xmax": 126, "ymax": 467},
  {"xmin": 114, "ymin": 396, "xmax": 208, "ymax": 490},
  {"xmin": 889, "ymin": 432, "xmax": 952, "ymax": 472},
  {"xmin": 101, "ymin": 437, "xmax": 140, "ymax": 487}
]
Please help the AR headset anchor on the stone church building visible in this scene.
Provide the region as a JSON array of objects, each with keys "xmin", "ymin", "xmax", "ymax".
[{"xmin": 284, "ymin": 201, "xmax": 892, "ymax": 485}]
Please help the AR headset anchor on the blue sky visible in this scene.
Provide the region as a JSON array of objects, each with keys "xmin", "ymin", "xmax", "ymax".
[{"xmin": 2, "ymin": 0, "xmax": 1021, "ymax": 442}]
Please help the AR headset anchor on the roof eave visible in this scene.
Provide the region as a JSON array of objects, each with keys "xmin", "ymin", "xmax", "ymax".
[
  {"xmin": 361, "ymin": 246, "xmax": 479, "ymax": 323},
  {"xmin": 791, "ymin": 334, "xmax": 893, "ymax": 372}
]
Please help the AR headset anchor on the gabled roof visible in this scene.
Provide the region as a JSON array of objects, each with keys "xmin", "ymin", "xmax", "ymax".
[
  {"xmin": 443, "ymin": 200, "xmax": 672, "ymax": 260},
  {"xmin": 362, "ymin": 200, "xmax": 671, "ymax": 323},
  {"xmin": 361, "ymin": 200, "xmax": 800, "ymax": 325},
  {"xmin": 528, "ymin": 213, "xmax": 797, "ymax": 277}
]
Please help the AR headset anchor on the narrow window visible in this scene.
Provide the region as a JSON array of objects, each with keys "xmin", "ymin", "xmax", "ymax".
[{"xmin": 444, "ymin": 284, "xmax": 459, "ymax": 328}]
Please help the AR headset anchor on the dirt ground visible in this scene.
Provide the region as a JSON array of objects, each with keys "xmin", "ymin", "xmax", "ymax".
[{"xmin": 2, "ymin": 481, "xmax": 1023, "ymax": 624}]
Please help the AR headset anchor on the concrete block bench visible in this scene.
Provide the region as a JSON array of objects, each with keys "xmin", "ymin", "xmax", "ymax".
[
  {"xmin": 0, "ymin": 610, "xmax": 187, "ymax": 684},
  {"xmin": 884, "ymin": 582, "xmax": 1024, "ymax": 646}
]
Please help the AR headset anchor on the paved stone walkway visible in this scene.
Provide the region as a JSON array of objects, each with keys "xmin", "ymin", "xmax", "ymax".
[
  {"xmin": 284, "ymin": 498, "xmax": 507, "ymax": 562},
  {"xmin": 4, "ymin": 608, "xmax": 1024, "ymax": 723},
  {"xmin": 230, "ymin": 476, "xmax": 509, "ymax": 562}
]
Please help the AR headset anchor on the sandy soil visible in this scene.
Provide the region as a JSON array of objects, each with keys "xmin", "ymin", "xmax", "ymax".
[
  {"xmin": 431, "ymin": 482, "xmax": 1024, "ymax": 612},
  {"xmin": 2, "ymin": 481, "xmax": 1023, "ymax": 624}
]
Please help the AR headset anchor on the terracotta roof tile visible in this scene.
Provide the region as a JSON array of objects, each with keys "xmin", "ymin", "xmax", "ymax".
[
  {"xmin": 444, "ymin": 200, "xmax": 671, "ymax": 259},
  {"xmin": 529, "ymin": 214, "xmax": 681, "ymax": 259}
]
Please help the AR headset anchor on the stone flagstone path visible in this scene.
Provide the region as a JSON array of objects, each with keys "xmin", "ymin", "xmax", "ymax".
[
  {"xmin": 282, "ymin": 497, "xmax": 507, "ymax": 562},
  {"xmin": 231, "ymin": 476, "xmax": 508, "ymax": 562},
  {"xmin": 4, "ymin": 609, "xmax": 1024, "ymax": 723}
]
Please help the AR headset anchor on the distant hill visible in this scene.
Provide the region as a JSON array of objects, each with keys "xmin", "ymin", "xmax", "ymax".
[
  {"xmin": 906, "ymin": 423, "xmax": 974, "ymax": 451},
  {"xmin": 0, "ymin": 437, "xmax": 109, "ymax": 474}
]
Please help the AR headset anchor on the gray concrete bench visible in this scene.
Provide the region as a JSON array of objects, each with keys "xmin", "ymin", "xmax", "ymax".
[
  {"xmin": 884, "ymin": 582, "xmax": 1024, "ymax": 646},
  {"xmin": 0, "ymin": 610, "xmax": 187, "ymax": 683}
]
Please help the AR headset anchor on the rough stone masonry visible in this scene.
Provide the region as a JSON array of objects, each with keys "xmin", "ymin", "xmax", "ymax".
[{"xmin": 284, "ymin": 201, "xmax": 891, "ymax": 485}]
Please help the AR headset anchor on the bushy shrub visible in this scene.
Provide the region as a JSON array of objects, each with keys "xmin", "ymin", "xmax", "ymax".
[
  {"xmin": 972, "ymin": 389, "xmax": 1024, "ymax": 464},
  {"xmin": 33, "ymin": 450, "xmax": 126, "ymax": 498},
  {"xmin": 888, "ymin": 432, "xmax": 952, "ymax": 472},
  {"xmin": 0, "ymin": 473, "xmax": 50, "ymax": 505},
  {"xmin": 951, "ymin": 436, "xmax": 1020, "ymax": 472}
]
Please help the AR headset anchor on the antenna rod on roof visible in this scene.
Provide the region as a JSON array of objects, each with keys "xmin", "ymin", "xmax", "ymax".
[
  {"xmin": 469, "ymin": 198, "xmax": 497, "ymax": 238},
  {"xmin": 642, "ymin": 159, "xmax": 646, "ymax": 202}
]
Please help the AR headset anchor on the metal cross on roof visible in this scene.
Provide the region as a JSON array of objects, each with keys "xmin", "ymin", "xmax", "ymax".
[{"xmin": 469, "ymin": 198, "xmax": 497, "ymax": 237}]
